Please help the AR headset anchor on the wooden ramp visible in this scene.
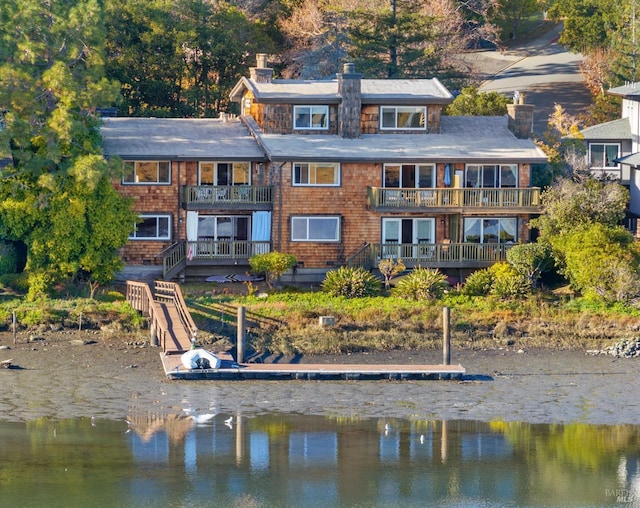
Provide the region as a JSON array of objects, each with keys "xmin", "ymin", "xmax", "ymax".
[
  {"xmin": 158, "ymin": 302, "xmax": 192, "ymax": 352},
  {"xmin": 160, "ymin": 352, "xmax": 466, "ymax": 381}
]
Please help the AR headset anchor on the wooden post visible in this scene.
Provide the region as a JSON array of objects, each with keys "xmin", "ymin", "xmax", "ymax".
[
  {"xmin": 12, "ymin": 311, "xmax": 16, "ymax": 345},
  {"xmin": 442, "ymin": 306, "xmax": 450, "ymax": 366},
  {"xmin": 237, "ymin": 306, "xmax": 246, "ymax": 364},
  {"xmin": 79, "ymin": 312, "xmax": 82, "ymax": 331}
]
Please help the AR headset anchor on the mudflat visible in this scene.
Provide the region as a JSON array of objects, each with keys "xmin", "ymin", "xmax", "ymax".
[{"xmin": 0, "ymin": 330, "xmax": 638, "ymax": 425}]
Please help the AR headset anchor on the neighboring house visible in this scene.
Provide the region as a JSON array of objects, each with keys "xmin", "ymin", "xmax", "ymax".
[{"xmin": 102, "ymin": 55, "xmax": 547, "ymax": 283}]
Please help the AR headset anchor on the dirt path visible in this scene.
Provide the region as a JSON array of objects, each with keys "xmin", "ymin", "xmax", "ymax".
[{"xmin": 0, "ymin": 331, "xmax": 638, "ymax": 425}]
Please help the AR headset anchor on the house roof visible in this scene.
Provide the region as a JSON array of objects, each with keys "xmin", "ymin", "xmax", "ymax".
[
  {"xmin": 615, "ymin": 151, "xmax": 640, "ymax": 166},
  {"xmin": 229, "ymin": 77, "xmax": 454, "ymax": 105},
  {"xmin": 245, "ymin": 116, "xmax": 547, "ymax": 164},
  {"xmin": 100, "ymin": 117, "xmax": 266, "ymax": 161},
  {"xmin": 608, "ymin": 82, "xmax": 640, "ymax": 100},
  {"xmin": 580, "ymin": 117, "xmax": 631, "ymax": 140}
]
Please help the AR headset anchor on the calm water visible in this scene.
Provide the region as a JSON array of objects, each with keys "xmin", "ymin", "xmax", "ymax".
[{"xmin": 0, "ymin": 415, "xmax": 639, "ymax": 507}]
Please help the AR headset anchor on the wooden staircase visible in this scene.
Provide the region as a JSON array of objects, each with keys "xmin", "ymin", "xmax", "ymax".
[{"xmin": 126, "ymin": 280, "xmax": 197, "ymax": 353}]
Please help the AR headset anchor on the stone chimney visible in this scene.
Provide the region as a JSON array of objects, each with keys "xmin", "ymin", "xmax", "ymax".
[
  {"xmin": 337, "ymin": 63, "xmax": 362, "ymax": 139},
  {"xmin": 507, "ymin": 91, "xmax": 534, "ymax": 139},
  {"xmin": 250, "ymin": 53, "xmax": 273, "ymax": 83}
]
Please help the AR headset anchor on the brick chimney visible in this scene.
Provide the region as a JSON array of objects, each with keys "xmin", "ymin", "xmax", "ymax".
[
  {"xmin": 250, "ymin": 53, "xmax": 273, "ymax": 83},
  {"xmin": 507, "ymin": 91, "xmax": 534, "ymax": 139},
  {"xmin": 338, "ymin": 63, "xmax": 361, "ymax": 139}
]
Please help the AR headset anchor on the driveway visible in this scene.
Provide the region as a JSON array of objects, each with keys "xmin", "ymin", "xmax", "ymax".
[{"xmin": 468, "ymin": 22, "xmax": 591, "ymax": 136}]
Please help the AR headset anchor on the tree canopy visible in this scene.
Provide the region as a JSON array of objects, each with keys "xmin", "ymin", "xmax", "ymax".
[{"xmin": 0, "ymin": 0, "xmax": 137, "ymax": 298}]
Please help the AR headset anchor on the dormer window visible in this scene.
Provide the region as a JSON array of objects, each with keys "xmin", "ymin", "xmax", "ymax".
[
  {"xmin": 380, "ymin": 106, "xmax": 426, "ymax": 130},
  {"xmin": 294, "ymin": 105, "xmax": 329, "ymax": 130}
]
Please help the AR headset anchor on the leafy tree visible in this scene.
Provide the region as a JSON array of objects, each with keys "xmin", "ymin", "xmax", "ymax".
[
  {"xmin": 529, "ymin": 178, "xmax": 629, "ymax": 243},
  {"xmin": 506, "ymin": 242, "xmax": 554, "ymax": 287},
  {"xmin": 378, "ymin": 258, "xmax": 405, "ymax": 291},
  {"xmin": 496, "ymin": 0, "xmax": 540, "ymax": 40},
  {"xmin": 559, "ymin": 223, "xmax": 640, "ymax": 303},
  {"xmin": 249, "ymin": 251, "xmax": 297, "ymax": 288},
  {"xmin": 444, "ymin": 86, "xmax": 510, "ymax": 116},
  {"xmin": 0, "ymin": 0, "xmax": 136, "ymax": 298}
]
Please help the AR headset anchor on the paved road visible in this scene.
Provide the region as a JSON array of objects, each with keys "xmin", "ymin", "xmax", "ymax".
[{"xmin": 473, "ymin": 23, "xmax": 591, "ymax": 136}]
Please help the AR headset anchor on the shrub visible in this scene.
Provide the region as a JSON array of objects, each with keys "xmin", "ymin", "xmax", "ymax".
[
  {"xmin": 391, "ymin": 268, "xmax": 448, "ymax": 301},
  {"xmin": 249, "ymin": 251, "xmax": 297, "ymax": 288},
  {"xmin": 462, "ymin": 268, "xmax": 495, "ymax": 296},
  {"xmin": 0, "ymin": 241, "xmax": 18, "ymax": 275},
  {"xmin": 489, "ymin": 262, "xmax": 531, "ymax": 300},
  {"xmin": 322, "ymin": 267, "xmax": 381, "ymax": 298}
]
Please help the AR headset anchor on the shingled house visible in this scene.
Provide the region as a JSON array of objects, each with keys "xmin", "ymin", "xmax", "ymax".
[{"xmin": 102, "ymin": 55, "xmax": 547, "ymax": 283}]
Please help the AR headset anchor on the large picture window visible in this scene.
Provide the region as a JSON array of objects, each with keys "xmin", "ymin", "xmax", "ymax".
[
  {"xmin": 465, "ymin": 165, "xmax": 518, "ymax": 188},
  {"xmin": 380, "ymin": 106, "xmax": 426, "ymax": 130},
  {"xmin": 130, "ymin": 214, "xmax": 171, "ymax": 240},
  {"xmin": 122, "ymin": 161, "xmax": 171, "ymax": 184},
  {"xmin": 589, "ymin": 143, "xmax": 619, "ymax": 169},
  {"xmin": 199, "ymin": 162, "xmax": 250, "ymax": 185},
  {"xmin": 293, "ymin": 163, "xmax": 340, "ymax": 186},
  {"xmin": 294, "ymin": 106, "xmax": 329, "ymax": 130},
  {"xmin": 383, "ymin": 164, "xmax": 435, "ymax": 188},
  {"xmin": 291, "ymin": 216, "xmax": 340, "ymax": 242},
  {"xmin": 463, "ymin": 218, "xmax": 516, "ymax": 244}
]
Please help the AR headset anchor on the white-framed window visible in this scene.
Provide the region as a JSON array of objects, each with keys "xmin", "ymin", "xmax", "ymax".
[
  {"xmin": 383, "ymin": 164, "xmax": 435, "ymax": 188},
  {"xmin": 198, "ymin": 162, "xmax": 250, "ymax": 185},
  {"xmin": 465, "ymin": 164, "xmax": 518, "ymax": 188},
  {"xmin": 380, "ymin": 106, "xmax": 426, "ymax": 130},
  {"xmin": 291, "ymin": 216, "xmax": 340, "ymax": 242},
  {"xmin": 589, "ymin": 143, "xmax": 620, "ymax": 169},
  {"xmin": 293, "ymin": 162, "xmax": 340, "ymax": 186},
  {"xmin": 130, "ymin": 214, "xmax": 171, "ymax": 240},
  {"xmin": 122, "ymin": 161, "xmax": 171, "ymax": 184},
  {"xmin": 463, "ymin": 217, "xmax": 517, "ymax": 244},
  {"xmin": 293, "ymin": 105, "xmax": 329, "ymax": 130}
]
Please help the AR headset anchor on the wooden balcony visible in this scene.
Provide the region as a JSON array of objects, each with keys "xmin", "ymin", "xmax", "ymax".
[
  {"xmin": 183, "ymin": 185, "xmax": 273, "ymax": 210},
  {"xmin": 368, "ymin": 187, "xmax": 541, "ymax": 213},
  {"xmin": 346, "ymin": 242, "xmax": 514, "ymax": 270},
  {"xmin": 162, "ymin": 240, "xmax": 271, "ymax": 279}
]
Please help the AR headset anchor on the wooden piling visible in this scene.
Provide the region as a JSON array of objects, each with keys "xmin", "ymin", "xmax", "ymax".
[
  {"xmin": 237, "ymin": 306, "xmax": 246, "ymax": 363},
  {"xmin": 443, "ymin": 306, "xmax": 450, "ymax": 366}
]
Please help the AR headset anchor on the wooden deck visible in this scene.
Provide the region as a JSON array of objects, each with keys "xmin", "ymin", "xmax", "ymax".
[{"xmin": 160, "ymin": 351, "xmax": 466, "ymax": 380}]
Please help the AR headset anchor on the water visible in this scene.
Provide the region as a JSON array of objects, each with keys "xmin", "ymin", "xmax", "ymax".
[{"xmin": 1, "ymin": 415, "xmax": 638, "ymax": 507}]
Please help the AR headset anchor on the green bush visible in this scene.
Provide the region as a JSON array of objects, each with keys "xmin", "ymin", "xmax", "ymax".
[
  {"xmin": 489, "ymin": 262, "xmax": 531, "ymax": 300},
  {"xmin": 462, "ymin": 268, "xmax": 495, "ymax": 296},
  {"xmin": 249, "ymin": 251, "xmax": 297, "ymax": 288},
  {"xmin": 322, "ymin": 267, "xmax": 381, "ymax": 298},
  {"xmin": 0, "ymin": 242, "xmax": 18, "ymax": 276},
  {"xmin": 391, "ymin": 268, "xmax": 448, "ymax": 301}
]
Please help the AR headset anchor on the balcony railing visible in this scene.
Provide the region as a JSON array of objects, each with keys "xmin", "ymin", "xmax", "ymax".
[
  {"xmin": 183, "ymin": 185, "xmax": 273, "ymax": 209},
  {"xmin": 368, "ymin": 187, "xmax": 541, "ymax": 210},
  {"xmin": 345, "ymin": 242, "xmax": 514, "ymax": 270}
]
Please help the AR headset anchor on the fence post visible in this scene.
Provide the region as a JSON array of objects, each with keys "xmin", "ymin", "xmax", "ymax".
[
  {"xmin": 442, "ymin": 306, "xmax": 450, "ymax": 366},
  {"xmin": 13, "ymin": 311, "xmax": 16, "ymax": 345},
  {"xmin": 237, "ymin": 306, "xmax": 246, "ymax": 363}
]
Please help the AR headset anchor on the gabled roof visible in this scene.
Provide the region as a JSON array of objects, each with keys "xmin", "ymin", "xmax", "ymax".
[
  {"xmin": 230, "ymin": 77, "xmax": 454, "ymax": 105},
  {"xmin": 615, "ymin": 151, "xmax": 640, "ymax": 166},
  {"xmin": 245, "ymin": 116, "xmax": 547, "ymax": 164},
  {"xmin": 100, "ymin": 117, "xmax": 266, "ymax": 161},
  {"xmin": 580, "ymin": 117, "xmax": 631, "ymax": 140}
]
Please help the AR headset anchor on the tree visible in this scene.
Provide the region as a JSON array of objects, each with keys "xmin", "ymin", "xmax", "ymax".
[
  {"xmin": 506, "ymin": 242, "xmax": 553, "ymax": 288},
  {"xmin": 496, "ymin": 0, "xmax": 539, "ymax": 40},
  {"xmin": 378, "ymin": 258, "xmax": 405, "ymax": 291},
  {"xmin": 0, "ymin": 0, "xmax": 136, "ymax": 298},
  {"xmin": 444, "ymin": 85, "xmax": 510, "ymax": 116},
  {"xmin": 249, "ymin": 251, "xmax": 297, "ymax": 288}
]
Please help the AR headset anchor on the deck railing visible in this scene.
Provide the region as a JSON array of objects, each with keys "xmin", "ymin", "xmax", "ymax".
[
  {"xmin": 183, "ymin": 185, "xmax": 273, "ymax": 206},
  {"xmin": 154, "ymin": 281, "xmax": 198, "ymax": 345},
  {"xmin": 126, "ymin": 281, "xmax": 171, "ymax": 351},
  {"xmin": 186, "ymin": 240, "xmax": 271, "ymax": 260},
  {"xmin": 368, "ymin": 187, "xmax": 541, "ymax": 209}
]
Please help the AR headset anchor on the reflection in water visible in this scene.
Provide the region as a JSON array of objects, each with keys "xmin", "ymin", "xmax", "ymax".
[{"xmin": 0, "ymin": 415, "xmax": 639, "ymax": 507}]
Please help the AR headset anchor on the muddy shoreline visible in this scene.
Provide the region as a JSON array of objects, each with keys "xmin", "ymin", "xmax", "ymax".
[{"xmin": 1, "ymin": 330, "xmax": 638, "ymax": 425}]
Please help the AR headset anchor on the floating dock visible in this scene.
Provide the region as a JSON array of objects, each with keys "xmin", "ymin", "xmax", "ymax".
[{"xmin": 160, "ymin": 352, "xmax": 466, "ymax": 380}]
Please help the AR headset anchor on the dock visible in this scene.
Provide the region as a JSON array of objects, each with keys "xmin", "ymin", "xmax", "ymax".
[
  {"xmin": 126, "ymin": 280, "xmax": 466, "ymax": 382},
  {"xmin": 160, "ymin": 352, "xmax": 466, "ymax": 380}
]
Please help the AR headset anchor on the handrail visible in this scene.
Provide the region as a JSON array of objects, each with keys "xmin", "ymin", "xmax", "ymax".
[
  {"xmin": 126, "ymin": 281, "xmax": 171, "ymax": 351},
  {"xmin": 344, "ymin": 242, "xmax": 374, "ymax": 270},
  {"xmin": 154, "ymin": 281, "xmax": 198, "ymax": 342}
]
